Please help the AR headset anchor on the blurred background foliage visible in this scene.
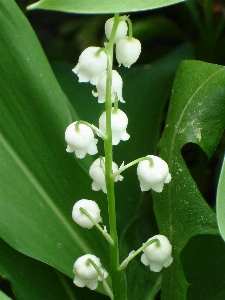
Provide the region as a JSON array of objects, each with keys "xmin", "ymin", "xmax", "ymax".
[{"xmin": 17, "ymin": 0, "xmax": 225, "ymax": 65}]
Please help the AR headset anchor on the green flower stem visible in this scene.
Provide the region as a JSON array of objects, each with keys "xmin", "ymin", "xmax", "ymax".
[
  {"xmin": 75, "ymin": 120, "xmax": 106, "ymax": 140},
  {"xmin": 87, "ymin": 258, "xmax": 114, "ymax": 300},
  {"xmin": 79, "ymin": 207, "xmax": 114, "ymax": 245},
  {"xmin": 126, "ymin": 17, "xmax": 133, "ymax": 40},
  {"xmin": 119, "ymin": 238, "xmax": 159, "ymax": 271},
  {"xmin": 95, "ymin": 47, "xmax": 107, "ymax": 57},
  {"xmin": 112, "ymin": 156, "xmax": 154, "ymax": 179},
  {"xmin": 104, "ymin": 13, "xmax": 126, "ymax": 300}
]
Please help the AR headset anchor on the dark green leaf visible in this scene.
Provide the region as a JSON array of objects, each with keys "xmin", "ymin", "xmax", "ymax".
[
  {"xmin": 153, "ymin": 60, "xmax": 225, "ymax": 299},
  {"xmin": 0, "ymin": 238, "xmax": 108, "ymax": 300}
]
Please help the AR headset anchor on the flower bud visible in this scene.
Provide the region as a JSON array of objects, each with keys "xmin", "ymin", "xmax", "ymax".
[
  {"xmin": 105, "ymin": 17, "xmax": 128, "ymax": 43},
  {"xmin": 73, "ymin": 254, "xmax": 108, "ymax": 290},
  {"xmin": 72, "ymin": 199, "xmax": 101, "ymax": 229},
  {"xmin": 65, "ymin": 122, "xmax": 98, "ymax": 159},
  {"xmin": 89, "ymin": 157, "xmax": 123, "ymax": 193},
  {"xmin": 141, "ymin": 235, "xmax": 173, "ymax": 272},
  {"xmin": 92, "ymin": 70, "xmax": 124, "ymax": 103},
  {"xmin": 99, "ymin": 108, "xmax": 130, "ymax": 145},
  {"xmin": 72, "ymin": 47, "xmax": 107, "ymax": 85},
  {"xmin": 137, "ymin": 155, "xmax": 171, "ymax": 192},
  {"xmin": 116, "ymin": 37, "xmax": 141, "ymax": 68}
]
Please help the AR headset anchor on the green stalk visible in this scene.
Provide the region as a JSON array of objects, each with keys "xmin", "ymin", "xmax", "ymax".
[
  {"xmin": 119, "ymin": 238, "xmax": 158, "ymax": 271},
  {"xmin": 112, "ymin": 156, "xmax": 154, "ymax": 179},
  {"xmin": 79, "ymin": 207, "xmax": 114, "ymax": 245},
  {"xmin": 104, "ymin": 13, "xmax": 126, "ymax": 300},
  {"xmin": 87, "ymin": 258, "xmax": 114, "ymax": 300}
]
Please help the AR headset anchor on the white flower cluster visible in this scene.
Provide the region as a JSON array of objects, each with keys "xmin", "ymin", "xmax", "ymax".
[
  {"xmin": 65, "ymin": 16, "xmax": 141, "ymax": 195},
  {"xmin": 65, "ymin": 16, "xmax": 173, "ymax": 291},
  {"xmin": 141, "ymin": 235, "xmax": 173, "ymax": 272}
]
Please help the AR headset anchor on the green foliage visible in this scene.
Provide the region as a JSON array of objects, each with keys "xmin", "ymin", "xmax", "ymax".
[
  {"xmin": 27, "ymin": 0, "xmax": 185, "ymax": 14},
  {"xmin": 1, "ymin": 0, "xmax": 225, "ymax": 299},
  {"xmin": 153, "ymin": 60, "xmax": 225, "ymax": 299},
  {"xmin": 0, "ymin": 0, "xmax": 108, "ymax": 295},
  {"xmin": 0, "ymin": 238, "xmax": 108, "ymax": 300}
]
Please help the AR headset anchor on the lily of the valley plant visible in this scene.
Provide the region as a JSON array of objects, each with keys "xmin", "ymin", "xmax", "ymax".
[{"xmin": 65, "ymin": 14, "xmax": 172, "ymax": 300}]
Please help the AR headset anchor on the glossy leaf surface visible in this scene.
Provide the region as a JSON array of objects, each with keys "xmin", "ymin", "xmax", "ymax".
[
  {"xmin": 28, "ymin": 0, "xmax": 185, "ymax": 14},
  {"xmin": 153, "ymin": 60, "xmax": 225, "ymax": 299}
]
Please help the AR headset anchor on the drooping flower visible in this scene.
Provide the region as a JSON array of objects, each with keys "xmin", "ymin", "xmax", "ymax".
[
  {"xmin": 99, "ymin": 108, "xmax": 130, "ymax": 145},
  {"xmin": 73, "ymin": 254, "xmax": 108, "ymax": 290},
  {"xmin": 105, "ymin": 17, "xmax": 128, "ymax": 43},
  {"xmin": 116, "ymin": 37, "xmax": 141, "ymax": 68},
  {"xmin": 72, "ymin": 47, "xmax": 107, "ymax": 85},
  {"xmin": 89, "ymin": 157, "xmax": 123, "ymax": 193},
  {"xmin": 65, "ymin": 122, "xmax": 98, "ymax": 159},
  {"xmin": 72, "ymin": 199, "xmax": 101, "ymax": 229},
  {"xmin": 137, "ymin": 155, "xmax": 171, "ymax": 192},
  {"xmin": 141, "ymin": 234, "xmax": 173, "ymax": 272},
  {"xmin": 92, "ymin": 70, "xmax": 125, "ymax": 103}
]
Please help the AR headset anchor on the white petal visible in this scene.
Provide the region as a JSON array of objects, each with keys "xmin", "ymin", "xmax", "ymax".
[
  {"xmin": 140, "ymin": 235, "xmax": 173, "ymax": 272},
  {"xmin": 105, "ymin": 17, "xmax": 128, "ymax": 43},
  {"xmin": 149, "ymin": 263, "xmax": 163, "ymax": 272},
  {"xmin": 116, "ymin": 37, "xmax": 141, "ymax": 68},
  {"xmin": 73, "ymin": 276, "xmax": 86, "ymax": 287},
  {"xmin": 72, "ymin": 199, "xmax": 101, "ymax": 229},
  {"xmin": 140, "ymin": 253, "xmax": 149, "ymax": 266},
  {"xmin": 72, "ymin": 47, "xmax": 107, "ymax": 83},
  {"xmin": 86, "ymin": 279, "xmax": 98, "ymax": 290}
]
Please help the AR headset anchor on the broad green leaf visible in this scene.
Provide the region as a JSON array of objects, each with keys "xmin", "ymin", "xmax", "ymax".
[
  {"xmin": 0, "ymin": 0, "xmax": 109, "ymax": 294},
  {"xmin": 0, "ymin": 238, "xmax": 108, "ymax": 300},
  {"xmin": 153, "ymin": 60, "xmax": 225, "ymax": 299},
  {"xmin": 27, "ymin": 0, "xmax": 185, "ymax": 14},
  {"xmin": 217, "ymin": 155, "xmax": 225, "ymax": 241}
]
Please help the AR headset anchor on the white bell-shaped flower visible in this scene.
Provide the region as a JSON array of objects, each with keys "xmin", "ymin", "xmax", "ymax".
[
  {"xmin": 141, "ymin": 234, "xmax": 173, "ymax": 272},
  {"xmin": 65, "ymin": 122, "xmax": 98, "ymax": 159},
  {"xmin": 137, "ymin": 155, "xmax": 171, "ymax": 192},
  {"xmin": 99, "ymin": 108, "xmax": 130, "ymax": 145},
  {"xmin": 105, "ymin": 17, "xmax": 128, "ymax": 43},
  {"xmin": 72, "ymin": 199, "xmax": 101, "ymax": 229},
  {"xmin": 89, "ymin": 157, "xmax": 123, "ymax": 193},
  {"xmin": 92, "ymin": 70, "xmax": 124, "ymax": 103},
  {"xmin": 116, "ymin": 36, "xmax": 141, "ymax": 68},
  {"xmin": 73, "ymin": 254, "xmax": 108, "ymax": 290},
  {"xmin": 72, "ymin": 47, "xmax": 107, "ymax": 85}
]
